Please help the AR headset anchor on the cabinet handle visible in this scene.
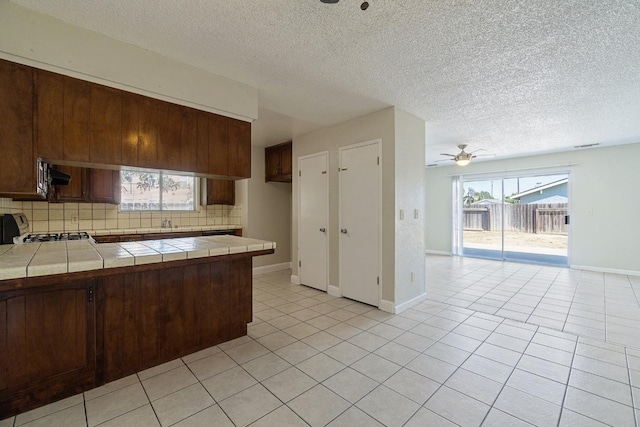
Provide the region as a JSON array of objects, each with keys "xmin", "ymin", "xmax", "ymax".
[{"xmin": 87, "ymin": 287, "xmax": 94, "ymax": 303}]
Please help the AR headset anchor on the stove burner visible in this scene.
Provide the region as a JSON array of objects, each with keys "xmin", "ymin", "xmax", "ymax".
[{"xmin": 22, "ymin": 232, "xmax": 92, "ymax": 243}]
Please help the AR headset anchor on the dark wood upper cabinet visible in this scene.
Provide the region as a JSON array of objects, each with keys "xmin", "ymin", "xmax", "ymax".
[
  {"xmin": 90, "ymin": 85, "xmax": 122, "ymax": 165},
  {"xmin": 63, "ymin": 76, "xmax": 91, "ymax": 163},
  {"xmin": 121, "ymin": 92, "xmax": 140, "ymax": 167},
  {"xmin": 228, "ymin": 119, "xmax": 251, "ymax": 179},
  {"xmin": 157, "ymin": 101, "xmax": 183, "ymax": 170},
  {"xmin": 207, "ymin": 179, "xmax": 235, "ymax": 205},
  {"xmin": 35, "ymin": 70, "xmax": 64, "ymax": 161},
  {"xmin": 0, "ymin": 60, "xmax": 39, "ymax": 198},
  {"xmin": 1, "ymin": 58, "xmax": 251, "ymax": 180},
  {"xmin": 52, "ymin": 165, "xmax": 86, "ymax": 202},
  {"xmin": 195, "ymin": 111, "xmax": 210, "ymax": 174},
  {"xmin": 88, "ymin": 168, "xmax": 121, "ymax": 204},
  {"xmin": 180, "ymin": 107, "xmax": 200, "ymax": 173},
  {"xmin": 52, "ymin": 166, "xmax": 120, "ymax": 204},
  {"xmin": 265, "ymin": 141, "xmax": 292, "ymax": 183},
  {"xmin": 137, "ymin": 96, "xmax": 159, "ymax": 169},
  {"xmin": 208, "ymin": 114, "xmax": 229, "ymax": 176}
]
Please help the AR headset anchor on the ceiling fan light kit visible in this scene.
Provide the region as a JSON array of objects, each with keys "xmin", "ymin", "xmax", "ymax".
[
  {"xmin": 437, "ymin": 144, "xmax": 494, "ymax": 167},
  {"xmin": 320, "ymin": 0, "xmax": 370, "ymax": 10}
]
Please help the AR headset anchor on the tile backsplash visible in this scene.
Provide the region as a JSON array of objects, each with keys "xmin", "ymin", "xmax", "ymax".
[
  {"xmin": 9, "ymin": 201, "xmax": 242, "ymax": 233},
  {"xmin": 0, "ymin": 198, "xmax": 14, "ymax": 215}
]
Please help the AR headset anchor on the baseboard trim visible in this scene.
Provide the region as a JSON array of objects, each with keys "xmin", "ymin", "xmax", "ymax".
[
  {"xmin": 394, "ymin": 292, "xmax": 428, "ymax": 314},
  {"xmin": 252, "ymin": 262, "xmax": 291, "ymax": 276},
  {"xmin": 328, "ymin": 285, "xmax": 341, "ymax": 297},
  {"xmin": 290, "ymin": 274, "xmax": 300, "ymax": 285},
  {"xmin": 378, "ymin": 299, "xmax": 395, "ymax": 314},
  {"xmin": 570, "ymin": 264, "xmax": 640, "ymax": 277},
  {"xmin": 425, "ymin": 250, "xmax": 452, "ymax": 256}
]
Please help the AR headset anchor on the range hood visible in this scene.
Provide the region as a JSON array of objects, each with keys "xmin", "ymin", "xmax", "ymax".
[{"xmin": 49, "ymin": 167, "xmax": 71, "ymax": 186}]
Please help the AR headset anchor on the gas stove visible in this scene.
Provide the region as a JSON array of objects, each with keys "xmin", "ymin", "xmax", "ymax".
[
  {"xmin": 1, "ymin": 213, "xmax": 94, "ymax": 244},
  {"xmin": 19, "ymin": 232, "xmax": 93, "ymax": 243}
]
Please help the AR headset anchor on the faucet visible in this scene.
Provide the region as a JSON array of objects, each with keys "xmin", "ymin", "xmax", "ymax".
[{"xmin": 161, "ymin": 218, "xmax": 172, "ymax": 229}]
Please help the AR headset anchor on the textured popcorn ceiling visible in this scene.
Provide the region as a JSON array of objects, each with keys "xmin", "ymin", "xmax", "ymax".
[{"xmin": 12, "ymin": 0, "xmax": 640, "ymax": 162}]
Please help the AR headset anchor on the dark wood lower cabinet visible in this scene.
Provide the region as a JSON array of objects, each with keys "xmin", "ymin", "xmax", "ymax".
[
  {"xmin": 0, "ymin": 280, "xmax": 96, "ymax": 417},
  {"xmin": 0, "ymin": 251, "xmax": 267, "ymax": 418}
]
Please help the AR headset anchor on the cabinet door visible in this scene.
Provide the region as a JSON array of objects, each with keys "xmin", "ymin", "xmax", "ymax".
[
  {"xmin": 121, "ymin": 92, "xmax": 140, "ymax": 167},
  {"xmin": 208, "ymin": 114, "xmax": 229, "ymax": 176},
  {"xmin": 63, "ymin": 76, "xmax": 91, "ymax": 162},
  {"xmin": 279, "ymin": 142, "xmax": 292, "ymax": 179},
  {"xmin": 35, "ymin": 69, "xmax": 64, "ymax": 161},
  {"xmin": 180, "ymin": 107, "xmax": 200, "ymax": 172},
  {"xmin": 195, "ymin": 111, "xmax": 210, "ymax": 174},
  {"xmin": 227, "ymin": 119, "xmax": 251, "ymax": 178},
  {"xmin": 88, "ymin": 168, "xmax": 121, "ymax": 204},
  {"xmin": 207, "ymin": 179, "xmax": 235, "ymax": 205},
  {"xmin": 0, "ymin": 60, "xmax": 35, "ymax": 195},
  {"xmin": 53, "ymin": 165, "xmax": 87, "ymax": 202},
  {"xmin": 0, "ymin": 280, "xmax": 95, "ymax": 392},
  {"xmin": 157, "ymin": 101, "xmax": 182, "ymax": 170},
  {"xmin": 137, "ymin": 97, "xmax": 159, "ymax": 169},
  {"xmin": 264, "ymin": 145, "xmax": 280, "ymax": 182},
  {"xmin": 90, "ymin": 84, "xmax": 122, "ymax": 165}
]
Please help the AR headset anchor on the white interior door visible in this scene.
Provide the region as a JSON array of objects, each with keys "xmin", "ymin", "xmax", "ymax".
[
  {"xmin": 339, "ymin": 141, "xmax": 380, "ymax": 306},
  {"xmin": 299, "ymin": 152, "xmax": 329, "ymax": 291}
]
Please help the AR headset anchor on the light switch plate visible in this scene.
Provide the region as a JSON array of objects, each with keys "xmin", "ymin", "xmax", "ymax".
[{"xmin": 399, "ymin": 209, "xmax": 404, "ymax": 220}]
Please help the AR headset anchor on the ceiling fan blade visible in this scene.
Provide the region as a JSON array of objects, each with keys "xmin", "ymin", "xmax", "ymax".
[
  {"xmin": 440, "ymin": 153, "xmax": 456, "ymax": 157},
  {"xmin": 434, "ymin": 158, "xmax": 454, "ymax": 163},
  {"xmin": 473, "ymin": 153, "xmax": 495, "ymax": 158},
  {"xmin": 470, "ymin": 148, "xmax": 487, "ymax": 153}
]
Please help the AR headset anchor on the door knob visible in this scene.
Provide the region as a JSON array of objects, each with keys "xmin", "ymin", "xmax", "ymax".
[
  {"xmin": 341, "ymin": 228, "xmax": 348, "ymax": 234},
  {"xmin": 319, "ymin": 228, "xmax": 326, "ymax": 232}
]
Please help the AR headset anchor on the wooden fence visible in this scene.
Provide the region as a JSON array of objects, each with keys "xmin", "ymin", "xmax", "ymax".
[{"xmin": 463, "ymin": 203, "xmax": 568, "ymax": 235}]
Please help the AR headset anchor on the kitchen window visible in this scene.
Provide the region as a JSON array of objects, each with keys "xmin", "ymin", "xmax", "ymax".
[{"xmin": 120, "ymin": 170, "xmax": 197, "ymax": 211}]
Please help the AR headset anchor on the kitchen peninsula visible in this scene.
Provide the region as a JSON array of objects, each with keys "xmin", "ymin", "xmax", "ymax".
[{"xmin": 0, "ymin": 235, "xmax": 274, "ymax": 417}]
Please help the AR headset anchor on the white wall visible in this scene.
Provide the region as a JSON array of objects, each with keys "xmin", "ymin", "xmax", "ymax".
[
  {"xmin": 393, "ymin": 109, "xmax": 426, "ymax": 306},
  {"xmin": 245, "ymin": 146, "xmax": 292, "ymax": 269},
  {"xmin": 425, "ymin": 142, "xmax": 640, "ymax": 275},
  {"xmin": 293, "ymin": 107, "xmax": 396, "ymax": 301},
  {"xmin": 293, "ymin": 106, "xmax": 427, "ymax": 309},
  {"xmin": 0, "ymin": 1, "xmax": 258, "ymax": 121}
]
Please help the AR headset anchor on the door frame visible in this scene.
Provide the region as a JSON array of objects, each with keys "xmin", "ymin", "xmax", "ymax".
[
  {"xmin": 297, "ymin": 151, "xmax": 330, "ymax": 291},
  {"xmin": 338, "ymin": 139, "xmax": 382, "ymax": 306}
]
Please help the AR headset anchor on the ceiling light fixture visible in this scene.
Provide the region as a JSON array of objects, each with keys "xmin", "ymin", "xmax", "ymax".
[
  {"xmin": 320, "ymin": 0, "xmax": 370, "ymax": 10},
  {"xmin": 435, "ymin": 144, "xmax": 495, "ymax": 166}
]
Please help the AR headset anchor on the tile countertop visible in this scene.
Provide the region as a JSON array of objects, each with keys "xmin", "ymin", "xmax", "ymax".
[
  {"xmin": 0, "ymin": 236, "xmax": 275, "ymax": 281},
  {"xmin": 89, "ymin": 224, "xmax": 242, "ymax": 236}
]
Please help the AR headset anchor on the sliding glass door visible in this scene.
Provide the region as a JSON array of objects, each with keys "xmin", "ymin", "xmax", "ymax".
[{"xmin": 461, "ymin": 174, "xmax": 569, "ymax": 266}]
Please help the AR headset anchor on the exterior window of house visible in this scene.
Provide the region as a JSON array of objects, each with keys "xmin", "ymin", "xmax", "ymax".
[{"xmin": 120, "ymin": 170, "xmax": 197, "ymax": 211}]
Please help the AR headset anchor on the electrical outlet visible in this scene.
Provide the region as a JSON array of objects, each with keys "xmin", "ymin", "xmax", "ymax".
[
  {"xmin": 399, "ymin": 209, "xmax": 404, "ymax": 220},
  {"xmin": 71, "ymin": 215, "xmax": 78, "ymax": 224}
]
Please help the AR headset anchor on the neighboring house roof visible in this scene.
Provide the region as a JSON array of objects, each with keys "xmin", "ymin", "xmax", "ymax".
[
  {"xmin": 511, "ymin": 178, "xmax": 568, "ymax": 199},
  {"xmin": 528, "ymin": 195, "xmax": 568, "ymax": 204},
  {"xmin": 474, "ymin": 199, "xmax": 502, "ymax": 205}
]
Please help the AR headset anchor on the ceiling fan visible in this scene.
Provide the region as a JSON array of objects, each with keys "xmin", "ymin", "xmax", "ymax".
[
  {"xmin": 437, "ymin": 144, "xmax": 494, "ymax": 166},
  {"xmin": 320, "ymin": 0, "xmax": 370, "ymax": 11}
]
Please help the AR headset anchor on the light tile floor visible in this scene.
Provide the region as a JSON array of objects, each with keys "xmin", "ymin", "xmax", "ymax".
[
  {"xmin": 2, "ymin": 259, "xmax": 640, "ymax": 426},
  {"xmin": 425, "ymin": 255, "xmax": 640, "ymax": 349}
]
